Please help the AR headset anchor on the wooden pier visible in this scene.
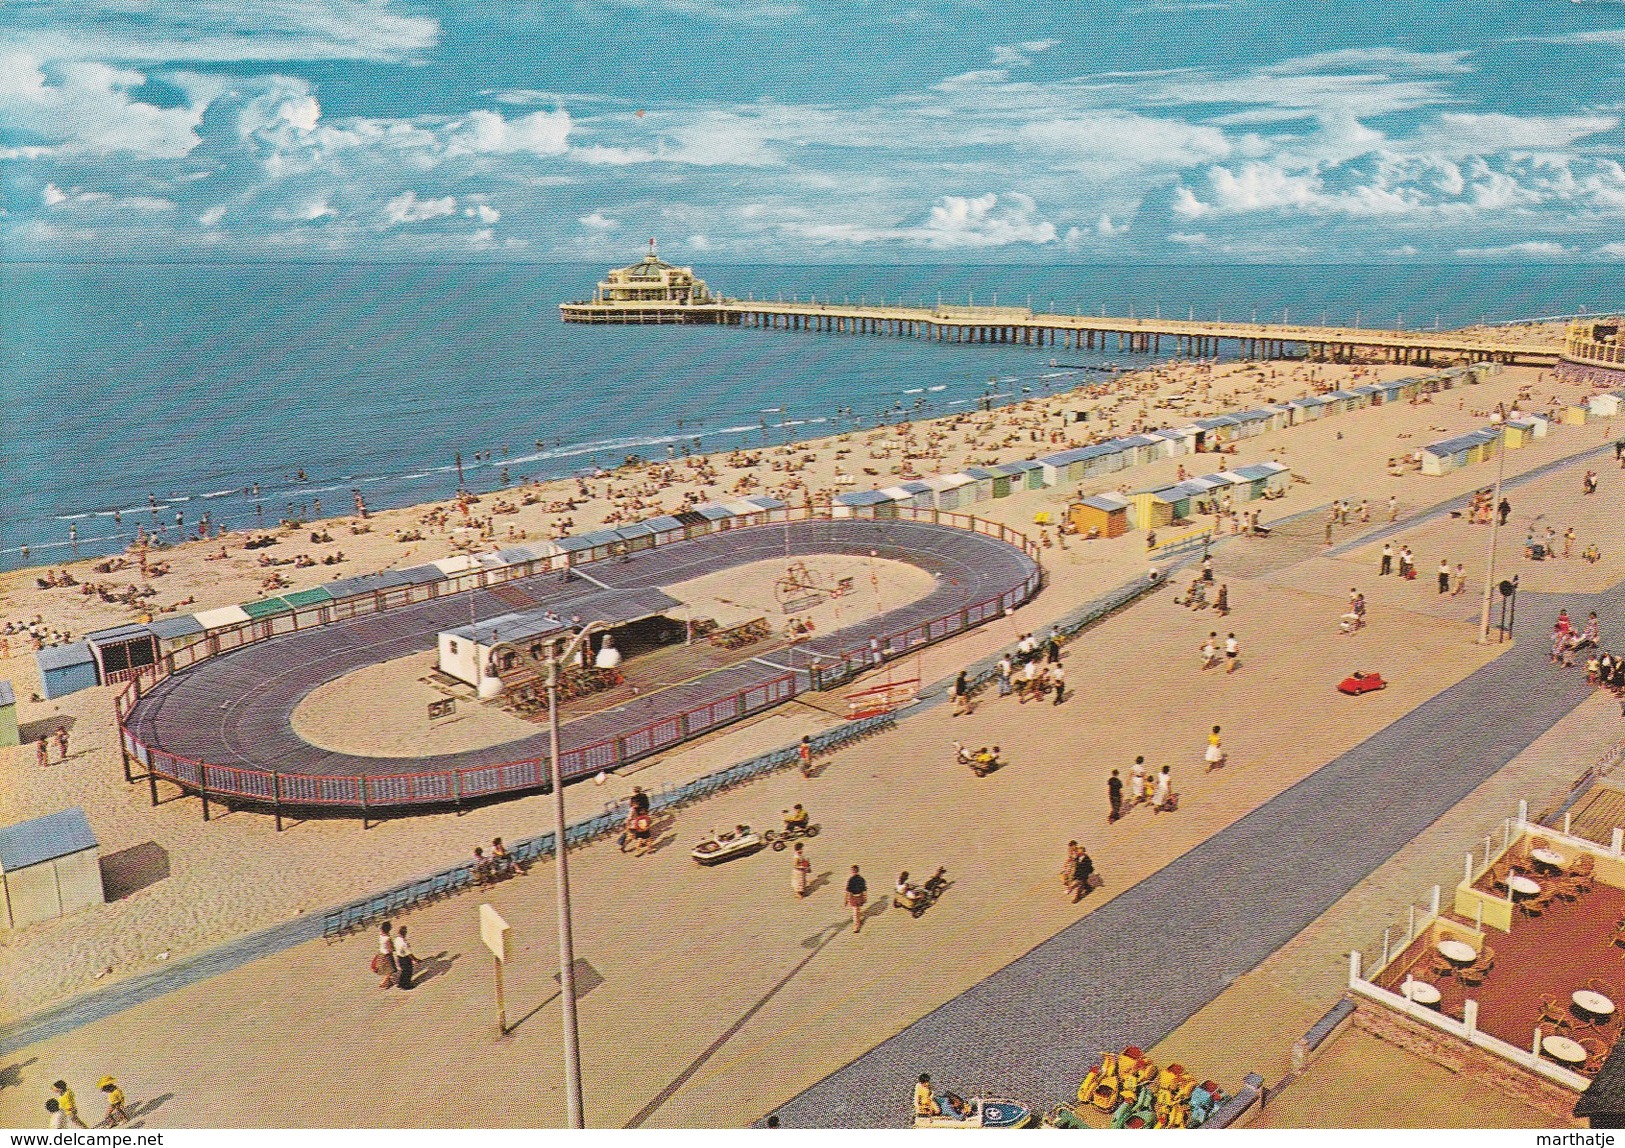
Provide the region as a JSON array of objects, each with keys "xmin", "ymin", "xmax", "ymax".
[{"xmin": 708, "ymin": 300, "xmax": 1556, "ymax": 365}]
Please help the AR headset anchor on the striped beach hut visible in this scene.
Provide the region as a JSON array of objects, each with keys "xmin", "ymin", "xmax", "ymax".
[
  {"xmin": 1011, "ymin": 459, "xmax": 1048, "ymax": 490},
  {"xmin": 1193, "ymin": 415, "xmax": 1240, "ymax": 450},
  {"xmin": 921, "ymin": 474, "xmax": 970, "ymax": 511},
  {"xmin": 1373, "ymin": 379, "xmax": 1407, "ymax": 405},
  {"xmin": 640, "ymin": 515, "xmax": 687, "ymax": 546},
  {"xmin": 613, "ymin": 522, "xmax": 657, "ymax": 552},
  {"xmin": 985, "ymin": 464, "xmax": 1022, "ymax": 498},
  {"xmin": 878, "ymin": 482, "xmax": 933, "ymax": 511},
  {"xmin": 694, "ymin": 503, "xmax": 740, "ymax": 530},
  {"xmin": 673, "ymin": 508, "xmax": 711, "ymax": 538},
  {"xmin": 1422, "ymin": 431, "xmax": 1486, "ymax": 475},
  {"xmin": 719, "ymin": 499, "xmax": 771, "ymax": 526},
  {"xmin": 1226, "ymin": 410, "xmax": 1270, "ymax": 439},
  {"xmin": 746, "ymin": 494, "xmax": 788, "ymax": 516},
  {"xmin": 962, "ymin": 467, "xmax": 998, "ymax": 502},
  {"xmin": 1150, "ymin": 428, "xmax": 1192, "ymax": 457},
  {"xmin": 1039, "ymin": 448, "xmax": 1090, "ymax": 485},
  {"xmin": 147, "ymin": 613, "xmax": 206, "ymax": 658},
  {"xmin": 831, "ymin": 489, "xmax": 891, "ymax": 519},
  {"xmin": 1286, "ymin": 396, "xmax": 1326, "ymax": 423},
  {"xmin": 940, "ymin": 472, "xmax": 983, "ymax": 505},
  {"xmin": 555, "ymin": 534, "xmax": 597, "ymax": 564}
]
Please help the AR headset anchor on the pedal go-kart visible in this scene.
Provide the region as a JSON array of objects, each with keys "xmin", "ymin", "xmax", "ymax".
[
  {"xmin": 914, "ymin": 1094, "xmax": 1034, "ymax": 1128},
  {"xmin": 1337, "ymin": 670, "xmax": 1387, "ymax": 695},
  {"xmin": 895, "ymin": 866, "xmax": 950, "ymax": 918},
  {"xmin": 690, "ymin": 825, "xmax": 767, "ymax": 866},
  {"xmin": 764, "ymin": 819, "xmax": 821, "ymax": 850}
]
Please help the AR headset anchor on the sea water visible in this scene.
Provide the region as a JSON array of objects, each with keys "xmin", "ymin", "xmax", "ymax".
[{"xmin": 1, "ymin": 260, "xmax": 1615, "ymax": 569}]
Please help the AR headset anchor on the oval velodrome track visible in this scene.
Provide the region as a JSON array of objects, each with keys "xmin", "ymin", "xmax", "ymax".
[{"xmin": 124, "ymin": 519, "xmax": 1039, "ymax": 798}]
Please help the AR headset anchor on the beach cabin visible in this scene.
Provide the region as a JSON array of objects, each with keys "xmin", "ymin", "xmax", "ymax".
[
  {"xmin": 963, "ymin": 468, "xmax": 998, "ymax": 502},
  {"xmin": 555, "ymin": 534, "xmax": 597, "ymax": 565},
  {"xmin": 1039, "ymin": 449, "xmax": 1087, "ymax": 486},
  {"xmin": 0, "ymin": 682, "xmax": 16, "ymax": 748},
  {"xmin": 1181, "ymin": 475, "xmax": 1223, "ymax": 513},
  {"xmin": 1285, "ymin": 397, "xmax": 1322, "ymax": 424},
  {"xmin": 576, "ymin": 528, "xmax": 625, "ymax": 561},
  {"xmin": 146, "ymin": 614, "xmax": 206, "ymax": 659},
  {"xmin": 1068, "ymin": 492, "xmax": 1130, "ymax": 538},
  {"xmin": 1520, "ymin": 412, "xmax": 1550, "ymax": 438},
  {"xmin": 0, "ymin": 808, "xmax": 103, "ymax": 930},
  {"xmin": 673, "ymin": 508, "xmax": 712, "ymax": 538},
  {"xmin": 1193, "ymin": 415, "xmax": 1239, "ymax": 450},
  {"xmin": 921, "ymin": 474, "xmax": 966, "ymax": 511},
  {"xmin": 641, "ymin": 515, "xmax": 687, "ymax": 546},
  {"xmin": 612, "ymin": 522, "xmax": 657, "ymax": 553},
  {"xmin": 84, "ymin": 624, "xmax": 158, "ymax": 688},
  {"xmin": 1502, "ymin": 418, "xmax": 1536, "ymax": 449},
  {"xmin": 439, "ymin": 610, "xmax": 563, "ymax": 696},
  {"xmin": 36, "ymin": 643, "xmax": 99, "ymax": 700},
  {"xmin": 1371, "ymin": 379, "xmax": 1404, "ymax": 406},
  {"xmin": 1326, "ymin": 389, "xmax": 1367, "ymax": 415},
  {"xmin": 745, "ymin": 495, "xmax": 788, "ymax": 517},
  {"xmin": 696, "ymin": 503, "xmax": 740, "ymax": 530},
  {"xmin": 1224, "ymin": 411, "xmax": 1265, "ymax": 440},
  {"xmin": 1091, "ymin": 441, "xmax": 1133, "ymax": 475},
  {"xmin": 1010, "ymin": 459, "xmax": 1047, "ymax": 490},
  {"xmin": 1421, "ymin": 432, "xmax": 1483, "ymax": 476},
  {"xmin": 1137, "ymin": 481, "xmax": 1189, "ymax": 526},
  {"xmin": 1229, "ymin": 462, "xmax": 1277, "ymax": 501},
  {"xmin": 1590, "ymin": 393, "xmax": 1624, "ymax": 419},
  {"xmin": 1150, "ymin": 428, "xmax": 1191, "ymax": 457},
  {"xmin": 878, "ymin": 484, "xmax": 932, "ymax": 512},
  {"xmin": 1111, "ymin": 435, "xmax": 1155, "ymax": 467},
  {"xmin": 831, "ymin": 489, "xmax": 890, "ymax": 519},
  {"xmin": 719, "ymin": 499, "xmax": 769, "ymax": 527},
  {"xmin": 1350, "ymin": 384, "xmax": 1383, "ymax": 407},
  {"xmin": 982, "ymin": 464, "xmax": 1019, "ymax": 498}
]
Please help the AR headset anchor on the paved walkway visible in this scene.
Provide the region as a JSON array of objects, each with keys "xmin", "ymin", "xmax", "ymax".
[{"xmin": 775, "ymin": 577, "xmax": 1625, "ymax": 1127}]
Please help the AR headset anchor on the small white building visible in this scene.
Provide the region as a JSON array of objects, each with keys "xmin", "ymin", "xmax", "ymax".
[{"xmin": 0, "ymin": 808, "xmax": 104, "ymax": 930}]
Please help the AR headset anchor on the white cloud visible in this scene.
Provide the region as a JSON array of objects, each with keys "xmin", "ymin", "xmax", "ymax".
[
  {"xmin": 0, "ymin": 52, "xmax": 208, "ymax": 158},
  {"xmin": 1096, "ymin": 213, "xmax": 1128, "ymax": 235},
  {"xmin": 991, "ymin": 39, "xmax": 1060, "ymax": 67},
  {"xmin": 786, "ymin": 191, "xmax": 1057, "ymax": 249},
  {"xmin": 41, "ymin": 183, "xmax": 66, "ymax": 206},
  {"xmin": 588, "ymin": 0, "xmax": 803, "ymax": 22},
  {"xmin": 383, "ymin": 190, "xmax": 457, "ymax": 225},
  {"xmin": 1454, "ymin": 241, "xmax": 1573, "ymax": 257},
  {"xmin": 7, "ymin": 0, "xmax": 440, "ymax": 64},
  {"xmin": 200, "ymin": 204, "xmax": 227, "ymax": 228},
  {"xmin": 1168, "ymin": 231, "xmax": 1208, "ymax": 245},
  {"xmin": 465, "ymin": 203, "xmax": 500, "ymax": 224},
  {"xmin": 1600, "ymin": 242, "xmax": 1625, "ymax": 257},
  {"xmin": 579, "ymin": 211, "xmax": 619, "ymax": 230},
  {"xmin": 454, "ymin": 108, "xmax": 572, "ymax": 156}
]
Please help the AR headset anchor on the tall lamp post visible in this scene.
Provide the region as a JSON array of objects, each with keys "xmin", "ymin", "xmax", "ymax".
[
  {"xmin": 1478, "ymin": 426, "xmax": 1509, "ymax": 643},
  {"xmin": 545, "ymin": 619, "xmax": 615, "ymax": 1128}
]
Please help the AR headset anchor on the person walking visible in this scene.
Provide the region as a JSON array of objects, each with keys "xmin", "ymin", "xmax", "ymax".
[
  {"xmin": 1498, "ymin": 497, "xmax": 1511, "ymax": 526},
  {"xmin": 1107, "ymin": 769, "xmax": 1124, "ymax": 823},
  {"xmin": 844, "ymin": 865, "xmax": 868, "ymax": 934},
  {"xmin": 996, "ymin": 654, "xmax": 1013, "ymax": 697},
  {"xmin": 45, "ymin": 1098, "xmax": 66, "ymax": 1129},
  {"xmin": 55, "ymin": 726, "xmax": 69, "ymax": 762},
  {"xmin": 1130, "ymin": 756, "xmax": 1147, "ymax": 805},
  {"xmin": 1437, "ymin": 559, "xmax": 1451, "ymax": 594},
  {"xmin": 791, "ymin": 842, "xmax": 811, "ymax": 899},
  {"xmin": 98, "ymin": 1077, "xmax": 129, "ymax": 1127},
  {"xmin": 1565, "ymin": 528, "xmax": 1575, "ymax": 559},
  {"xmin": 1214, "ymin": 584, "xmax": 1229, "ymax": 616},
  {"xmin": 1201, "ymin": 555, "xmax": 1214, "ymax": 583},
  {"xmin": 1153, "ymin": 766, "xmax": 1174, "ymax": 812},
  {"xmin": 1380, "ymin": 543, "xmax": 1393, "ymax": 576},
  {"xmin": 1045, "ymin": 631, "xmax": 1062, "ymax": 664},
  {"xmin": 951, "ymin": 670, "xmax": 970, "ymax": 717},
  {"xmin": 1071, "ymin": 846, "xmax": 1095, "ymax": 903},
  {"xmin": 52, "ymin": 1082, "xmax": 88, "ymax": 1129},
  {"xmin": 797, "ymin": 735, "xmax": 813, "ymax": 778},
  {"xmin": 374, "ymin": 922, "xmax": 397, "ymax": 988},
  {"xmin": 1224, "ymin": 632, "xmax": 1240, "ymax": 673},
  {"xmin": 1205, "ymin": 726, "xmax": 1225, "ymax": 771},
  {"xmin": 1389, "ymin": 494, "xmax": 1399, "ymax": 523},
  {"xmin": 37, "ymin": 736, "xmax": 48, "ymax": 768},
  {"xmin": 392, "ymin": 924, "xmax": 415, "ymax": 990},
  {"xmin": 1200, "ymin": 633, "xmax": 1220, "ymax": 671},
  {"xmin": 1452, "ymin": 563, "xmax": 1466, "ymax": 596},
  {"xmin": 1050, "ymin": 661, "xmax": 1066, "ymax": 705}
]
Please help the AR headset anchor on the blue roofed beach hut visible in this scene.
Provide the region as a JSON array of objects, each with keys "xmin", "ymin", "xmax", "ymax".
[
  {"xmin": 832, "ymin": 489, "xmax": 891, "ymax": 519},
  {"xmin": 37, "ymin": 643, "xmax": 98, "ymax": 700},
  {"xmin": 963, "ymin": 468, "xmax": 998, "ymax": 502},
  {"xmin": 641, "ymin": 514, "xmax": 687, "ymax": 545}
]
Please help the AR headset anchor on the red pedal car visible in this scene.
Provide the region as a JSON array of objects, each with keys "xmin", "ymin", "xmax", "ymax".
[{"xmin": 1338, "ymin": 671, "xmax": 1387, "ymax": 695}]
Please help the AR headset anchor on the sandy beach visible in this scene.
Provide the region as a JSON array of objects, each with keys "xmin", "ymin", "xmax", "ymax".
[{"xmin": 4, "ymin": 329, "xmax": 1620, "ymax": 1125}]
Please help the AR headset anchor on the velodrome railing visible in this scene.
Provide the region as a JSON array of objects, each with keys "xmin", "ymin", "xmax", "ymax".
[
  {"xmin": 114, "ymin": 509, "xmax": 1040, "ymax": 819},
  {"xmin": 318, "ymin": 711, "xmax": 897, "ymax": 938}
]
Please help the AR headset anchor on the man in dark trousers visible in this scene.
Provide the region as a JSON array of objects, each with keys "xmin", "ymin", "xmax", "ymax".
[
  {"xmin": 1498, "ymin": 497, "xmax": 1511, "ymax": 527},
  {"xmin": 844, "ymin": 865, "xmax": 868, "ymax": 934},
  {"xmin": 1107, "ymin": 769, "xmax": 1124, "ymax": 823},
  {"xmin": 1071, "ymin": 847, "xmax": 1095, "ymax": 902}
]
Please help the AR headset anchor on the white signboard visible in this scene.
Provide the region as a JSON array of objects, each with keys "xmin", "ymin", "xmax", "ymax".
[{"xmin": 479, "ymin": 903, "xmax": 510, "ymax": 963}]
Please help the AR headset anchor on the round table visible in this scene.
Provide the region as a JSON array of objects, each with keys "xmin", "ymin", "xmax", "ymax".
[
  {"xmin": 1543, "ymin": 1034, "xmax": 1587, "ymax": 1065},
  {"xmin": 1501, "ymin": 874, "xmax": 1541, "ymax": 897},
  {"xmin": 1531, "ymin": 847, "xmax": 1567, "ymax": 871},
  {"xmin": 1403, "ymin": 979, "xmax": 1442, "ymax": 1005},
  {"xmin": 1437, "ymin": 939, "xmax": 1478, "ymax": 964},
  {"xmin": 1574, "ymin": 990, "xmax": 1616, "ymax": 1018}
]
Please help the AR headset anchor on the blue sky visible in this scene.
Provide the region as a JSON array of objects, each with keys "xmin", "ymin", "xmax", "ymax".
[{"xmin": 4, "ymin": 0, "xmax": 1625, "ymax": 262}]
